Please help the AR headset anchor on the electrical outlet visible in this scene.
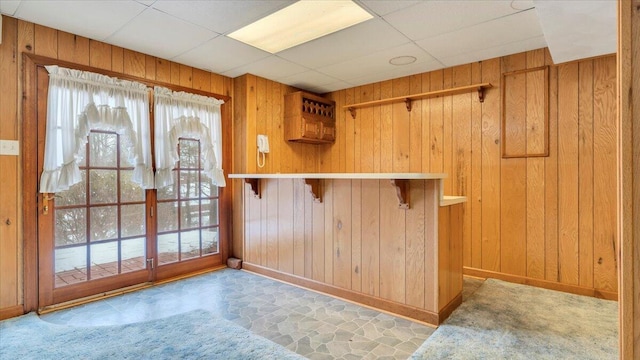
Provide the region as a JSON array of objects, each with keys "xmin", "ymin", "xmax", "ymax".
[{"xmin": 0, "ymin": 140, "xmax": 19, "ymax": 156}]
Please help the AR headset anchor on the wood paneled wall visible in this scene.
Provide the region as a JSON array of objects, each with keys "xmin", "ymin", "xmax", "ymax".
[
  {"xmin": 242, "ymin": 178, "xmax": 463, "ymax": 324},
  {"xmin": 232, "ymin": 74, "xmax": 320, "ymax": 258},
  {"xmin": 618, "ymin": 1, "xmax": 640, "ymax": 358},
  {"xmin": 320, "ymin": 49, "xmax": 618, "ymax": 298},
  {"xmin": 0, "ymin": 16, "xmax": 232, "ymax": 317}
]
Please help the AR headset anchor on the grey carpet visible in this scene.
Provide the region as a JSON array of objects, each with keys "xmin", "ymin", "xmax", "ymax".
[
  {"xmin": 0, "ymin": 309, "xmax": 303, "ymax": 360},
  {"xmin": 411, "ymin": 278, "xmax": 618, "ymax": 359}
]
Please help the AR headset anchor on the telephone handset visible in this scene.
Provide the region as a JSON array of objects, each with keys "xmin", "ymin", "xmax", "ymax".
[{"xmin": 257, "ymin": 135, "xmax": 269, "ymax": 168}]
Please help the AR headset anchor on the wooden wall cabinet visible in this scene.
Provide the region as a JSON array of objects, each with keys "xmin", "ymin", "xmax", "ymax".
[{"xmin": 284, "ymin": 91, "xmax": 336, "ymax": 144}]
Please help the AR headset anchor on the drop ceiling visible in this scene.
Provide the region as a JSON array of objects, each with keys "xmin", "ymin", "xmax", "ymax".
[{"xmin": 0, "ymin": 0, "xmax": 616, "ymax": 94}]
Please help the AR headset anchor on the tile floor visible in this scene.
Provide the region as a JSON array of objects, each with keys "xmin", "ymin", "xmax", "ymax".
[{"xmin": 41, "ymin": 269, "xmax": 484, "ymax": 359}]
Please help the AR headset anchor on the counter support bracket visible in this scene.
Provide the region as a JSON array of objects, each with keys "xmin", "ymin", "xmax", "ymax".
[
  {"xmin": 390, "ymin": 179, "xmax": 410, "ymax": 209},
  {"xmin": 304, "ymin": 179, "xmax": 322, "ymax": 203},
  {"xmin": 245, "ymin": 178, "xmax": 261, "ymax": 198}
]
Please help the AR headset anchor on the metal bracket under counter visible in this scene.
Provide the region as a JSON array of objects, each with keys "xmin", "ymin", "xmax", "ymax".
[{"xmin": 229, "ymin": 173, "xmax": 462, "ymax": 209}]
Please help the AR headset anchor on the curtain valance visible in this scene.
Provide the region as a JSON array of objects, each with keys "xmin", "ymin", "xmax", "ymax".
[
  {"xmin": 40, "ymin": 66, "xmax": 154, "ymax": 193},
  {"xmin": 154, "ymin": 86, "xmax": 226, "ymax": 188}
]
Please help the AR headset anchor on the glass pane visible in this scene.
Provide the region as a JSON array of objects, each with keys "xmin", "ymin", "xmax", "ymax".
[
  {"xmin": 89, "ymin": 132, "xmax": 117, "ymax": 168},
  {"xmin": 55, "ymin": 245, "xmax": 87, "ymax": 287},
  {"xmin": 121, "ymin": 170, "xmax": 145, "ymax": 203},
  {"xmin": 201, "ymin": 199, "xmax": 218, "ymax": 227},
  {"xmin": 158, "ymin": 233, "xmax": 179, "ymax": 264},
  {"xmin": 181, "ymin": 229, "xmax": 200, "ymax": 260},
  {"xmin": 157, "ymin": 202, "xmax": 178, "ymax": 232},
  {"xmin": 90, "ymin": 170, "xmax": 117, "ymax": 204},
  {"xmin": 55, "ymin": 208, "xmax": 86, "ymax": 246},
  {"xmin": 180, "ymin": 171, "xmax": 200, "ymax": 199},
  {"xmin": 90, "ymin": 241, "xmax": 118, "ymax": 280},
  {"xmin": 122, "ymin": 204, "xmax": 145, "ymax": 237},
  {"xmin": 179, "ymin": 139, "xmax": 199, "ymax": 169},
  {"xmin": 121, "ymin": 237, "xmax": 145, "ymax": 273},
  {"xmin": 201, "ymin": 177, "xmax": 218, "ymax": 198},
  {"xmin": 57, "ymin": 170, "xmax": 87, "ymax": 206},
  {"xmin": 120, "ymin": 146, "xmax": 134, "ymax": 168},
  {"xmin": 180, "ymin": 200, "xmax": 200, "ymax": 229},
  {"xmin": 91, "ymin": 206, "xmax": 118, "ymax": 241},
  {"xmin": 202, "ymin": 228, "xmax": 218, "ymax": 255},
  {"xmin": 157, "ymin": 172, "xmax": 178, "ymax": 200}
]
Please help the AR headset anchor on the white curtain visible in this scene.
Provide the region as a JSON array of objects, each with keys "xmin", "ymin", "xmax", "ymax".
[
  {"xmin": 154, "ymin": 86, "xmax": 226, "ymax": 188},
  {"xmin": 40, "ymin": 65, "xmax": 153, "ymax": 193}
]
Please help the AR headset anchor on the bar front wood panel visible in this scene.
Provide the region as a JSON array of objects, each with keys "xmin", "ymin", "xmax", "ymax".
[
  {"xmin": 318, "ymin": 50, "xmax": 617, "ymax": 298},
  {"xmin": 0, "ymin": 17, "xmax": 233, "ymax": 318},
  {"xmin": 242, "ymin": 178, "xmax": 462, "ymax": 324}
]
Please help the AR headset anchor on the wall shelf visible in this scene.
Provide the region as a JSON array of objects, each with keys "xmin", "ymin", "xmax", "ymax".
[{"xmin": 343, "ymin": 83, "xmax": 492, "ymax": 119}]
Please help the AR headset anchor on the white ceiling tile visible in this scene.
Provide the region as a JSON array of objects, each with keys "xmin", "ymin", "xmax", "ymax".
[
  {"xmin": 416, "ymin": 9, "xmax": 543, "ymax": 60},
  {"xmin": 221, "ymin": 56, "xmax": 308, "ymax": 80},
  {"xmin": 0, "ymin": 0, "xmax": 21, "ymax": 16},
  {"xmin": 346, "ymin": 59, "xmax": 444, "ymax": 88},
  {"xmin": 14, "ymin": 0, "xmax": 146, "ymax": 40},
  {"xmin": 135, "ymin": 0, "xmax": 155, "ymax": 6},
  {"xmin": 317, "ymin": 42, "xmax": 435, "ymax": 81},
  {"xmin": 534, "ymin": 0, "xmax": 616, "ymax": 64},
  {"xmin": 313, "ymin": 80, "xmax": 355, "ymax": 93},
  {"xmin": 278, "ymin": 19, "xmax": 408, "ymax": 69},
  {"xmin": 358, "ymin": 0, "xmax": 420, "ymax": 16},
  {"xmin": 174, "ymin": 36, "xmax": 270, "ymax": 74},
  {"xmin": 384, "ymin": 0, "xmax": 519, "ymax": 41},
  {"xmin": 106, "ymin": 8, "xmax": 217, "ymax": 60},
  {"xmin": 276, "ymin": 70, "xmax": 341, "ymax": 90},
  {"xmin": 151, "ymin": 0, "xmax": 294, "ymax": 34},
  {"xmin": 438, "ymin": 35, "xmax": 547, "ymax": 68}
]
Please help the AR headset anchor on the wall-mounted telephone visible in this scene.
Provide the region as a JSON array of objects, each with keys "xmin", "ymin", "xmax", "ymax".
[{"xmin": 257, "ymin": 134, "xmax": 269, "ymax": 168}]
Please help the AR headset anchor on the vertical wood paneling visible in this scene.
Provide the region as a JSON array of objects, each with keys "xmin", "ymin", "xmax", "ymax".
[
  {"xmin": 500, "ymin": 53, "xmax": 527, "ymax": 276},
  {"xmin": 438, "ymin": 206, "xmax": 451, "ymax": 308},
  {"xmin": 111, "ymin": 46, "xmax": 124, "ymax": 73},
  {"xmin": 379, "ymin": 182, "xmax": 406, "ymax": 303},
  {"xmin": 406, "ymin": 180, "xmax": 425, "ymax": 308},
  {"xmin": 443, "ymin": 69, "xmax": 454, "ymax": 194},
  {"xmin": 421, "ymin": 72, "xmax": 431, "ymax": 172},
  {"xmin": 57, "ymin": 31, "xmax": 89, "ymax": 65},
  {"xmin": 380, "ymin": 81, "xmax": 393, "ymax": 172},
  {"xmin": 303, "ymin": 186, "xmax": 313, "ymax": 278},
  {"xmin": 324, "ymin": 180, "xmax": 334, "ymax": 284},
  {"xmin": 430, "ymin": 71, "xmax": 444, "ymax": 173},
  {"xmin": 480, "ymin": 58, "xmax": 501, "ymax": 272},
  {"xmin": 156, "ymin": 59, "xmax": 171, "ymax": 83},
  {"xmin": 351, "ymin": 179, "xmax": 362, "ymax": 292},
  {"xmin": 278, "ymin": 179, "xmax": 294, "ymax": 274},
  {"xmin": 144, "ymin": 55, "xmax": 156, "ymax": 81},
  {"xmin": 526, "ymin": 50, "xmax": 546, "ymax": 280},
  {"xmin": 557, "ymin": 63, "xmax": 580, "ymax": 285},
  {"xmin": 312, "ymin": 189, "xmax": 325, "ymax": 282},
  {"xmin": 333, "ymin": 179, "xmax": 352, "ymax": 289},
  {"xmin": 409, "ymin": 75, "xmax": 423, "ymax": 173},
  {"xmin": 346, "ymin": 87, "xmax": 356, "ymax": 173},
  {"xmin": 392, "ymin": 77, "xmax": 410, "ymax": 172},
  {"xmin": 293, "ymin": 180, "xmax": 306, "ymax": 277},
  {"xmin": 179, "ymin": 64, "xmax": 192, "ymax": 88},
  {"xmin": 266, "ymin": 177, "xmax": 278, "ymax": 269},
  {"xmin": 34, "ymin": 25, "xmax": 57, "ymax": 58},
  {"xmin": 470, "ymin": 62, "xmax": 483, "ymax": 269},
  {"xmin": 123, "ymin": 49, "xmax": 145, "ymax": 78},
  {"xmin": 578, "ymin": 60, "xmax": 594, "ymax": 288},
  {"xmin": 424, "ymin": 180, "xmax": 438, "ymax": 312},
  {"xmin": 544, "ymin": 49, "xmax": 559, "ymax": 282},
  {"xmin": 0, "ymin": 15, "xmax": 19, "ymax": 309},
  {"xmin": 361, "ymin": 180, "xmax": 380, "ymax": 296},
  {"xmin": 359, "ymin": 85, "xmax": 374, "ymax": 172},
  {"xmin": 89, "ymin": 40, "xmax": 112, "ymax": 70},
  {"xmin": 592, "ymin": 56, "xmax": 617, "ymax": 292}
]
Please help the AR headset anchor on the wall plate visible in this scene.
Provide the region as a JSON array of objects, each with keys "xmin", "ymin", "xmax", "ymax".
[{"xmin": 0, "ymin": 140, "xmax": 19, "ymax": 156}]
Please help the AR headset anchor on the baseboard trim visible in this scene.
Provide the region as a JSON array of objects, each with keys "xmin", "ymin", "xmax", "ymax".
[
  {"xmin": 0, "ymin": 305, "xmax": 24, "ymax": 320},
  {"xmin": 463, "ymin": 267, "xmax": 618, "ymax": 301},
  {"xmin": 243, "ymin": 262, "xmax": 442, "ymax": 326},
  {"xmin": 438, "ymin": 292, "xmax": 462, "ymax": 323}
]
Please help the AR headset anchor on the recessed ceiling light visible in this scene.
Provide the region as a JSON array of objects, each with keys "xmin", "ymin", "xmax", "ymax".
[
  {"xmin": 228, "ymin": 0, "xmax": 373, "ymax": 54},
  {"xmin": 389, "ymin": 56, "xmax": 417, "ymax": 66}
]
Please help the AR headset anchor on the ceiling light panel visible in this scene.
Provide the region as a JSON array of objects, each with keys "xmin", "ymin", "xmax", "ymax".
[{"xmin": 228, "ymin": 0, "xmax": 373, "ymax": 54}]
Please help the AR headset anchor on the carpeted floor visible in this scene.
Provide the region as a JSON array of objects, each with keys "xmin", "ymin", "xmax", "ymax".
[
  {"xmin": 0, "ymin": 309, "xmax": 303, "ymax": 360},
  {"xmin": 411, "ymin": 278, "xmax": 618, "ymax": 359}
]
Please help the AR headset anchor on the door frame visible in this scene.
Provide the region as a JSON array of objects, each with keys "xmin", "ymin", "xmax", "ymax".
[{"xmin": 22, "ymin": 53, "xmax": 232, "ymax": 312}]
